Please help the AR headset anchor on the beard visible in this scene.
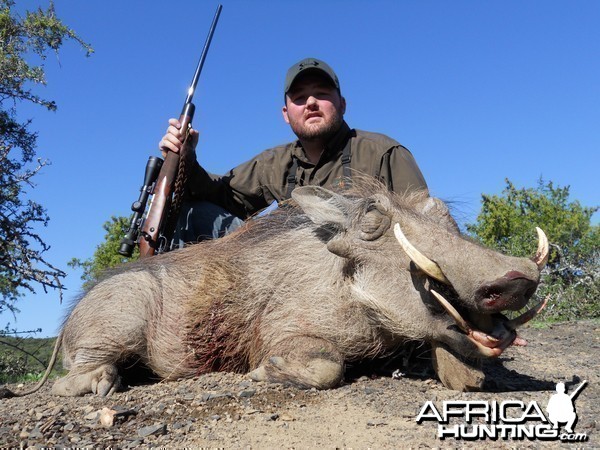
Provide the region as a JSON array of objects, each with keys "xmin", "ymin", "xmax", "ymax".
[{"xmin": 289, "ymin": 110, "xmax": 344, "ymax": 143}]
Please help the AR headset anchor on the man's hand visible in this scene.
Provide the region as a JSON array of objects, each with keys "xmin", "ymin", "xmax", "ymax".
[{"xmin": 159, "ymin": 118, "xmax": 200, "ymax": 158}]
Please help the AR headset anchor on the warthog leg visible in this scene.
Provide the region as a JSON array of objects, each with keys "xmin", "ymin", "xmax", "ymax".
[
  {"xmin": 248, "ymin": 337, "xmax": 344, "ymax": 389},
  {"xmin": 431, "ymin": 342, "xmax": 485, "ymax": 392},
  {"xmin": 51, "ymin": 364, "xmax": 121, "ymax": 397}
]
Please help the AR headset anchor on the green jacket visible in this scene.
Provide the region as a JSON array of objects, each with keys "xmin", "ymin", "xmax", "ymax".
[{"xmin": 188, "ymin": 121, "xmax": 428, "ymax": 219}]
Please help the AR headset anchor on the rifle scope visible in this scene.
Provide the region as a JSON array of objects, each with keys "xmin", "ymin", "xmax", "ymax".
[{"xmin": 118, "ymin": 156, "xmax": 164, "ymax": 257}]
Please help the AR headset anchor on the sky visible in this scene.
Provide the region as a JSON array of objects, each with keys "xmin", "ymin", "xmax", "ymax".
[{"xmin": 3, "ymin": 0, "xmax": 599, "ymax": 337}]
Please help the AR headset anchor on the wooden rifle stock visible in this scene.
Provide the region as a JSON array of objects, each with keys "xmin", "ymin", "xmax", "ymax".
[
  {"xmin": 137, "ymin": 152, "xmax": 178, "ymax": 257},
  {"xmin": 138, "ymin": 105, "xmax": 194, "ymax": 257}
]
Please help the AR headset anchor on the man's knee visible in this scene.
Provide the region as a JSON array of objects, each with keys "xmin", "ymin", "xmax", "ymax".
[{"xmin": 172, "ymin": 201, "xmax": 243, "ymax": 248}]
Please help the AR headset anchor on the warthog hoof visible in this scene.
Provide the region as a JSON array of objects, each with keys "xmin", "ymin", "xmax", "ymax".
[
  {"xmin": 249, "ymin": 355, "xmax": 344, "ymax": 390},
  {"xmin": 52, "ymin": 364, "xmax": 122, "ymax": 397}
]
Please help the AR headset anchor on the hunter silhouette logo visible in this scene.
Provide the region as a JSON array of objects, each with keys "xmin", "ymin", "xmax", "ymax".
[
  {"xmin": 546, "ymin": 380, "xmax": 587, "ymax": 434},
  {"xmin": 416, "ymin": 380, "xmax": 589, "ymax": 442}
]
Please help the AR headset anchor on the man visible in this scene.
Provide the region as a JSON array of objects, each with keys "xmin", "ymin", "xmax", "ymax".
[
  {"xmin": 547, "ymin": 382, "xmax": 578, "ymax": 433},
  {"xmin": 160, "ymin": 57, "xmax": 428, "ymax": 244}
]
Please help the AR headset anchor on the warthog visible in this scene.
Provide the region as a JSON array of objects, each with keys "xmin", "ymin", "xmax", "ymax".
[{"xmin": 7, "ymin": 180, "xmax": 549, "ymax": 397}]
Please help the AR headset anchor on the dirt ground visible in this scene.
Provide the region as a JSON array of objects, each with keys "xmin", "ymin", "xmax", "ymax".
[{"xmin": 1, "ymin": 319, "xmax": 598, "ymax": 449}]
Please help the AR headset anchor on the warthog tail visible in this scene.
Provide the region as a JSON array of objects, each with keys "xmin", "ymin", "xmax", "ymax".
[{"xmin": 0, "ymin": 332, "xmax": 63, "ymax": 399}]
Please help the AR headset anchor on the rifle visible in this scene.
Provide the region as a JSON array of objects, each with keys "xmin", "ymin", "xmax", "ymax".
[
  {"xmin": 118, "ymin": 5, "xmax": 222, "ymax": 258},
  {"xmin": 569, "ymin": 380, "xmax": 587, "ymax": 400}
]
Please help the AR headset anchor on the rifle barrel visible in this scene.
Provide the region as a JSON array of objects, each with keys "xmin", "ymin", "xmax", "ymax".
[
  {"xmin": 569, "ymin": 380, "xmax": 588, "ymax": 400},
  {"xmin": 184, "ymin": 4, "xmax": 222, "ymax": 105}
]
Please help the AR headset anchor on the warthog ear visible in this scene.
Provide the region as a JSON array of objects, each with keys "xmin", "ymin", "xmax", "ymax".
[{"xmin": 292, "ymin": 186, "xmax": 352, "ymax": 227}]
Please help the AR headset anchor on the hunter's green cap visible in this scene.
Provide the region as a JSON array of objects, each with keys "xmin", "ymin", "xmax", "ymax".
[{"xmin": 284, "ymin": 57, "xmax": 340, "ymax": 95}]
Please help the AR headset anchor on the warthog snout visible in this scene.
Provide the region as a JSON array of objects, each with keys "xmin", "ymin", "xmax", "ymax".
[{"xmin": 474, "ymin": 271, "xmax": 539, "ymax": 312}]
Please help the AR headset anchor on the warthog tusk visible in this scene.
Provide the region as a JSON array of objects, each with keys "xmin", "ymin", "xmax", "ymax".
[
  {"xmin": 532, "ymin": 227, "xmax": 549, "ymax": 270},
  {"xmin": 505, "ymin": 295, "xmax": 549, "ymax": 330},
  {"xmin": 394, "ymin": 223, "xmax": 450, "ymax": 284},
  {"xmin": 430, "ymin": 289, "xmax": 470, "ymax": 333}
]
